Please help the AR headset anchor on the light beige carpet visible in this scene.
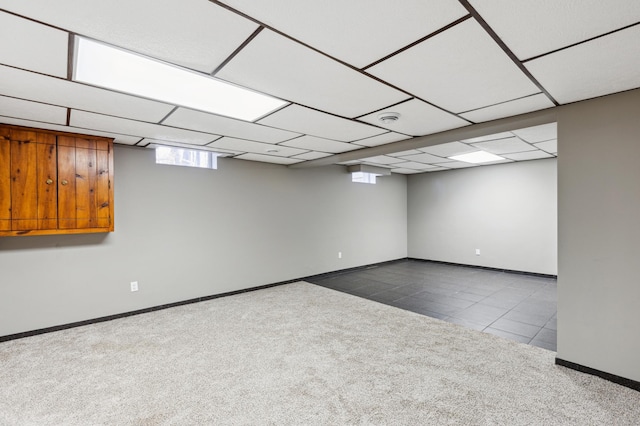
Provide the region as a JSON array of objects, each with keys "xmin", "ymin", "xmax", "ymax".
[{"xmin": 1, "ymin": 282, "xmax": 638, "ymax": 425}]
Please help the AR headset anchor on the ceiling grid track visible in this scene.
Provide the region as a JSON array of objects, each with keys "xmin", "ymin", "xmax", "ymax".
[{"xmin": 456, "ymin": 0, "xmax": 559, "ymax": 106}]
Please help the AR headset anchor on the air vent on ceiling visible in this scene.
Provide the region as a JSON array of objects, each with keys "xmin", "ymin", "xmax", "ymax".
[{"xmin": 378, "ymin": 112, "xmax": 400, "ymax": 124}]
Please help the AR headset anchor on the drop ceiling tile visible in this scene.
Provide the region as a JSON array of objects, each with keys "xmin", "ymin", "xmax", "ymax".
[
  {"xmin": 162, "ymin": 107, "xmax": 300, "ymax": 144},
  {"xmin": 360, "ymin": 156, "xmax": 405, "ymax": 165},
  {"xmin": 280, "ymin": 135, "xmax": 361, "ymax": 154},
  {"xmin": 0, "ymin": 96, "xmax": 67, "ymax": 125},
  {"xmin": 503, "ymin": 151, "xmax": 554, "ymax": 161},
  {"xmin": 216, "ymin": 29, "xmax": 409, "ymax": 118},
  {"xmin": 70, "ymin": 110, "xmax": 219, "ymax": 145},
  {"xmin": 462, "ymin": 132, "xmax": 515, "ymax": 143},
  {"xmin": 420, "ymin": 142, "xmax": 476, "ymax": 158},
  {"xmin": 534, "ymin": 140, "xmax": 557, "ymax": 154},
  {"xmin": 439, "ymin": 161, "xmax": 478, "ymax": 169},
  {"xmin": 469, "ymin": 0, "xmax": 640, "ymax": 60},
  {"xmin": 358, "ymin": 99, "xmax": 469, "ymax": 136},
  {"xmin": 391, "ymin": 168, "xmax": 423, "ymax": 175},
  {"xmin": 393, "ymin": 161, "xmax": 440, "ymax": 170},
  {"xmin": 141, "ymin": 139, "xmax": 241, "ymax": 156},
  {"xmin": 368, "ymin": 19, "xmax": 539, "ymax": 113},
  {"xmin": 460, "ymin": 94, "xmax": 554, "ymax": 123},
  {"xmin": 526, "ymin": 25, "xmax": 640, "ymax": 104},
  {"xmin": 235, "ymin": 153, "xmax": 303, "ymax": 165},
  {"xmin": 0, "ymin": 65, "xmax": 174, "ymax": 122},
  {"xmin": 388, "ymin": 149, "xmax": 424, "ymax": 157},
  {"xmin": 353, "ymin": 132, "xmax": 409, "ymax": 147},
  {"xmin": 209, "ymin": 137, "xmax": 306, "ymax": 158},
  {"xmin": 397, "ymin": 153, "xmax": 451, "ymax": 164},
  {"xmin": 0, "ymin": 0, "xmax": 258, "ymax": 73},
  {"xmin": 220, "ymin": 0, "xmax": 467, "ymax": 68},
  {"xmin": 0, "ymin": 11, "xmax": 68, "ymax": 77},
  {"xmin": 291, "ymin": 151, "xmax": 333, "ymax": 161},
  {"xmin": 258, "ymin": 105, "xmax": 385, "ymax": 142},
  {"xmin": 424, "ymin": 166, "xmax": 451, "ymax": 173},
  {"xmin": 471, "ymin": 137, "xmax": 537, "ymax": 154},
  {"xmin": 511, "ymin": 123, "xmax": 557, "ymax": 143},
  {"xmin": 0, "ymin": 116, "xmax": 141, "ymax": 145}
]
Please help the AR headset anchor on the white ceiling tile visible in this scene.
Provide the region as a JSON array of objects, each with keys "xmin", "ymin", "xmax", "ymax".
[
  {"xmin": 439, "ymin": 161, "xmax": 478, "ymax": 169},
  {"xmin": 219, "ymin": 0, "xmax": 467, "ymax": 68},
  {"xmin": 462, "ymin": 132, "xmax": 515, "ymax": 143},
  {"xmin": 360, "ymin": 156, "xmax": 405, "ymax": 165},
  {"xmin": 291, "ymin": 151, "xmax": 333, "ymax": 161},
  {"xmin": 70, "ymin": 110, "xmax": 219, "ymax": 145},
  {"xmin": 368, "ymin": 19, "xmax": 539, "ymax": 113},
  {"xmin": 397, "ymin": 153, "xmax": 451, "ymax": 164},
  {"xmin": 0, "ymin": 95, "xmax": 67, "ymax": 125},
  {"xmin": 140, "ymin": 139, "xmax": 242, "ymax": 156},
  {"xmin": 0, "ymin": 116, "xmax": 141, "ymax": 145},
  {"xmin": 534, "ymin": 139, "xmax": 557, "ymax": 154},
  {"xmin": 0, "ymin": 11, "xmax": 68, "ymax": 78},
  {"xmin": 0, "ymin": 65, "xmax": 174, "ymax": 123},
  {"xmin": 216, "ymin": 29, "xmax": 409, "ymax": 118},
  {"xmin": 525, "ymin": 25, "xmax": 640, "ymax": 104},
  {"xmin": 357, "ymin": 99, "xmax": 469, "ymax": 136},
  {"xmin": 503, "ymin": 151, "xmax": 554, "ymax": 161},
  {"xmin": 420, "ymin": 142, "xmax": 476, "ymax": 158},
  {"xmin": 353, "ymin": 132, "xmax": 409, "ymax": 147},
  {"xmin": 163, "ymin": 107, "xmax": 300, "ymax": 144},
  {"xmin": 471, "ymin": 136, "xmax": 537, "ymax": 154},
  {"xmin": 391, "ymin": 168, "xmax": 423, "ymax": 175},
  {"xmin": 393, "ymin": 161, "xmax": 441, "ymax": 170},
  {"xmin": 209, "ymin": 137, "xmax": 306, "ymax": 157},
  {"xmin": 258, "ymin": 105, "xmax": 385, "ymax": 142},
  {"xmin": 388, "ymin": 149, "xmax": 424, "ymax": 157},
  {"xmin": 235, "ymin": 153, "xmax": 303, "ymax": 165},
  {"xmin": 424, "ymin": 166, "xmax": 451, "ymax": 173},
  {"xmin": 280, "ymin": 135, "xmax": 361, "ymax": 154},
  {"xmin": 0, "ymin": 0, "xmax": 258, "ymax": 73},
  {"xmin": 511, "ymin": 123, "xmax": 557, "ymax": 143},
  {"xmin": 469, "ymin": 0, "xmax": 640, "ymax": 60},
  {"xmin": 479, "ymin": 158, "xmax": 513, "ymax": 165},
  {"xmin": 460, "ymin": 94, "xmax": 554, "ymax": 123}
]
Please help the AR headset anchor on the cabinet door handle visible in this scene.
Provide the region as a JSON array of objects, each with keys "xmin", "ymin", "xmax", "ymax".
[
  {"xmin": 61, "ymin": 180, "xmax": 68, "ymax": 186},
  {"xmin": 46, "ymin": 179, "xmax": 53, "ymax": 185}
]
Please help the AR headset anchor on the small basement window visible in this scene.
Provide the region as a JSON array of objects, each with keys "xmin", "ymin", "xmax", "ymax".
[
  {"xmin": 155, "ymin": 146, "xmax": 218, "ymax": 169},
  {"xmin": 351, "ymin": 171, "xmax": 379, "ymax": 184}
]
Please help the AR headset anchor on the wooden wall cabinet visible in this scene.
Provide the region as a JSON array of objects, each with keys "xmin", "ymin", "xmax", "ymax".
[{"xmin": 0, "ymin": 124, "xmax": 114, "ymax": 237}]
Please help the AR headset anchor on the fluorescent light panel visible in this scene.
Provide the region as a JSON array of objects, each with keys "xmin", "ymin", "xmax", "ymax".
[
  {"xmin": 448, "ymin": 151, "xmax": 505, "ymax": 164},
  {"xmin": 74, "ymin": 37, "xmax": 287, "ymax": 122}
]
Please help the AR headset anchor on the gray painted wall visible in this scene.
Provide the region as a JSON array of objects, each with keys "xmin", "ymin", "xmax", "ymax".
[
  {"xmin": 0, "ymin": 146, "xmax": 407, "ymax": 337},
  {"xmin": 557, "ymin": 88, "xmax": 640, "ymax": 382},
  {"xmin": 407, "ymin": 159, "xmax": 557, "ymax": 275}
]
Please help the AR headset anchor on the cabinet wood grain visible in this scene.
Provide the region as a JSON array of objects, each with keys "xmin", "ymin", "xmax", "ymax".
[{"xmin": 0, "ymin": 124, "xmax": 114, "ymax": 237}]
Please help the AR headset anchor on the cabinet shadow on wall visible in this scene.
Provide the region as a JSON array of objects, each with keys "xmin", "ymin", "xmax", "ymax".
[{"xmin": 0, "ymin": 232, "xmax": 110, "ymax": 252}]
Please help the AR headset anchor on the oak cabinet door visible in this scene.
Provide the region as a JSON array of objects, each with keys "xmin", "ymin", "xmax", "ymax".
[{"xmin": 57, "ymin": 135, "xmax": 112, "ymax": 230}]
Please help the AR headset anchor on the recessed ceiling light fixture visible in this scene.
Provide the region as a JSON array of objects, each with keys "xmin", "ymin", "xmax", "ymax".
[
  {"xmin": 378, "ymin": 112, "xmax": 400, "ymax": 124},
  {"xmin": 448, "ymin": 151, "xmax": 505, "ymax": 164},
  {"xmin": 73, "ymin": 36, "xmax": 288, "ymax": 122}
]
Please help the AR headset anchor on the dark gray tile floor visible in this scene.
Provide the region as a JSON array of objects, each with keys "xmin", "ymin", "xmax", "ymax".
[{"xmin": 307, "ymin": 259, "xmax": 557, "ymax": 351}]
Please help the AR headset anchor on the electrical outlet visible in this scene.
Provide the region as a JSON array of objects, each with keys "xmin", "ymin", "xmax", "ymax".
[
  {"xmin": 338, "ymin": 251, "xmax": 342, "ymax": 259},
  {"xmin": 475, "ymin": 249, "xmax": 480, "ymax": 256},
  {"xmin": 130, "ymin": 281, "xmax": 139, "ymax": 292}
]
